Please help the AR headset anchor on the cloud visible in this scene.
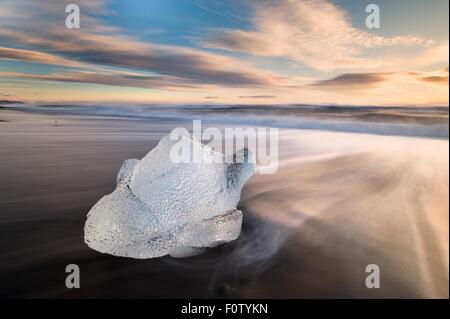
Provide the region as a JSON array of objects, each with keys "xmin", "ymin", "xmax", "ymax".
[
  {"xmin": 0, "ymin": 71, "xmax": 206, "ymax": 91},
  {"xmin": 198, "ymin": 0, "xmax": 431, "ymax": 71},
  {"xmin": 239, "ymin": 95, "xmax": 277, "ymax": 99},
  {"xmin": 309, "ymin": 73, "xmax": 391, "ymax": 90},
  {"xmin": 0, "ymin": 0, "xmax": 447, "ymax": 106},
  {"xmin": 419, "ymin": 76, "xmax": 449, "ymax": 85},
  {"xmin": 309, "ymin": 68, "xmax": 450, "ymax": 92},
  {"xmin": 409, "ymin": 68, "xmax": 449, "ymax": 85},
  {"xmin": 0, "ymin": 47, "xmax": 85, "ymax": 68},
  {"xmin": 1, "ymin": 33, "xmax": 280, "ymax": 88},
  {"xmin": 0, "ymin": 0, "xmax": 285, "ymax": 89},
  {"xmin": 72, "ymin": 44, "xmax": 281, "ymax": 87},
  {"xmin": 383, "ymin": 43, "xmax": 449, "ymax": 71}
]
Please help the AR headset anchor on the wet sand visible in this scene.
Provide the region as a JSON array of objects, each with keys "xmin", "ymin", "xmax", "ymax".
[{"xmin": 0, "ymin": 110, "xmax": 448, "ymax": 298}]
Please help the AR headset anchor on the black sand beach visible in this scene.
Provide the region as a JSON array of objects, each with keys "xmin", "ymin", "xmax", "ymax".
[{"xmin": 0, "ymin": 109, "xmax": 448, "ymax": 298}]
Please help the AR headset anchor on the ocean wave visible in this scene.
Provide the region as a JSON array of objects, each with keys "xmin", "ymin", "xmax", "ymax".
[{"xmin": 6, "ymin": 103, "xmax": 449, "ymax": 138}]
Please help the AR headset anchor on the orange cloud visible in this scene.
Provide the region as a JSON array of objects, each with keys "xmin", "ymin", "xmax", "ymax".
[
  {"xmin": 0, "ymin": 0, "xmax": 286, "ymax": 89},
  {"xmin": 308, "ymin": 73, "xmax": 391, "ymax": 90},
  {"xmin": 419, "ymin": 76, "xmax": 449, "ymax": 85},
  {"xmin": 198, "ymin": 0, "xmax": 431, "ymax": 71},
  {"xmin": 0, "ymin": 47, "xmax": 85, "ymax": 68}
]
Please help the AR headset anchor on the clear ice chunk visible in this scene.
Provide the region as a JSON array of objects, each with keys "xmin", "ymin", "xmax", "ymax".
[{"xmin": 84, "ymin": 133, "xmax": 255, "ymax": 259}]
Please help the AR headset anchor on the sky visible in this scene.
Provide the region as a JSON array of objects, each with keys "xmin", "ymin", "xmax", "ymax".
[{"xmin": 0, "ymin": 0, "xmax": 448, "ymax": 106}]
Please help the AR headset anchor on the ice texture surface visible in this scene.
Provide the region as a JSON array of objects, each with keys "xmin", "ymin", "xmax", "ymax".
[{"xmin": 84, "ymin": 133, "xmax": 255, "ymax": 259}]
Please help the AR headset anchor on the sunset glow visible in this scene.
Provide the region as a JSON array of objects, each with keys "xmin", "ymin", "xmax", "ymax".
[{"xmin": 0, "ymin": 0, "xmax": 448, "ymax": 106}]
